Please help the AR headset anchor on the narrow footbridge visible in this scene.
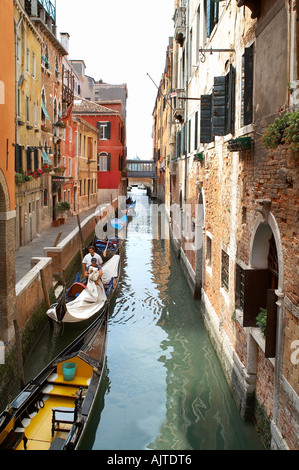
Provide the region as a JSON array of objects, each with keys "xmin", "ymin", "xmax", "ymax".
[{"xmin": 125, "ymin": 160, "xmax": 155, "ymax": 179}]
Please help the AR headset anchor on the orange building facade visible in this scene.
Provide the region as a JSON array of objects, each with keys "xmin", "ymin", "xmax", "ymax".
[{"xmin": 0, "ymin": 0, "xmax": 17, "ymax": 343}]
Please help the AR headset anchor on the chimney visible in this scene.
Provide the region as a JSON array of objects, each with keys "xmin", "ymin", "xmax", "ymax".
[{"xmin": 60, "ymin": 32, "xmax": 70, "ymax": 55}]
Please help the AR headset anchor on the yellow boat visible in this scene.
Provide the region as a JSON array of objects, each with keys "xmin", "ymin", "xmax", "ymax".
[{"xmin": 0, "ymin": 304, "xmax": 108, "ymax": 450}]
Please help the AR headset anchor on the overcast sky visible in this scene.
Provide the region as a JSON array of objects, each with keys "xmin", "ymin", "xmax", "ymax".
[{"xmin": 56, "ymin": 0, "xmax": 174, "ymax": 160}]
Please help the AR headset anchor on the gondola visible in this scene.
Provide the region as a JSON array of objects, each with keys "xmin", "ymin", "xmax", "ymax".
[
  {"xmin": 46, "ymin": 253, "xmax": 120, "ymax": 325},
  {"xmin": 93, "ymin": 236, "xmax": 123, "ymax": 261},
  {"xmin": 0, "ymin": 306, "xmax": 108, "ymax": 450}
]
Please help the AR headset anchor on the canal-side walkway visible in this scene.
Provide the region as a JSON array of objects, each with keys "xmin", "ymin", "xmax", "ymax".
[{"xmin": 15, "ymin": 207, "xmax": 97, "ymax": 284}]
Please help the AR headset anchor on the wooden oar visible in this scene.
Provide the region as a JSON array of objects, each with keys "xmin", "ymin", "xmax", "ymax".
[{"xmin": 103, "ymin": 240, "xmax": 109, "ymax": 257}]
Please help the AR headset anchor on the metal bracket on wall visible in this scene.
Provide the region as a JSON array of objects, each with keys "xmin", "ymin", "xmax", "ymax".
[{"xmin": 199, "ymin": 48, "xmax": 236, "ymax": 63}]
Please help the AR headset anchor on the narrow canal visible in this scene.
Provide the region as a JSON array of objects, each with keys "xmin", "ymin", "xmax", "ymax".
[
  {"xmin": 16, "ymin": 188, "xmax": 263, "ymax": 450},
  {"xmin": 82, "ymin": 189, "xmax": 263, "ymax": 450}
]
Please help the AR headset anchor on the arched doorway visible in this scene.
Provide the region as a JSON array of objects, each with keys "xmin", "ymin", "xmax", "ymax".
[
  {"xmin": 194, "ymin": 188, "xmax": 205, "ymax": 298},
  {"xmin": 245, "ymin": 214, "xmax": 283, "ymax": 358}
]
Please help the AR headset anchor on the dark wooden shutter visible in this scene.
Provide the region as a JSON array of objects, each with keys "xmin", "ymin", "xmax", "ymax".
[
  {"xmin": 107, "ymin": 153, "xmax": 111, "ymax": 171},
  {"xmin": 226, "ymin": 65, "xmax": 236, "ymax": 135},
  {"xmin": 194, "ymin": 111, "xmax": 198, "ymax": 150},
  {"xmin": 34, "ymin": 148, "xmax": 39, "ymax": 170},
  {"xmin": 106, "ymin": 122, "xmax": 111, "ymax": 139},
  {"xmin": 26, "ymin": 147, "xmax": 32, "ymax": 170},
  {"xmin": 176, "ymin": 131, "xmax": 181, "ymax": 159},
  {"xmin": 181, "ymin": 124, "xmax": 185, "ymax": 155},
  {"xmin": 15, "ymin": 144, "xmax": 23, "ymax": 173},
  {"xmin": 265, "ymin": 289, "xmax": 277, "ymax": 358},
  {"xmin": 244, "ymin": 45, "xmax": 254, "ymax": 126},
  {"xmin": 212, "ymin": 76, "xmax": 226, "ymax": 136},
  {"xmin": 200, "ymin": 95, "xmax": 212, "ymax": 143},
  {"xmin": 243, "ymin": 269, "xmax": 269, "ymax": 327}
]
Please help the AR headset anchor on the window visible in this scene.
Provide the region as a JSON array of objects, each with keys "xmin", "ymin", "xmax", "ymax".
[
  {"xmin": 206, "ymin": 235, "xmax": 212, "ymax": 268},
  {"xmin": 235, "ymin": 264, "xmax": 245, "ymax": 310},
  {"xmin": 97, "ymin": 121, "xmax": 111, "ymax": 140},
  {"xmin": 68, "ymin": 158, "xmax": 72, "ymax": 176},
  {"xmin": 33, "ymin": 101, "xmax": 37, "ymax": 126},
  {"xmin": 200, "ymin": 65, "xmax": 236, "ymax": 143},
  {"xmin": 75, "ymin": 132, "xmax": 78, "ymax": 155},
  {"xmin": 221, "ymin": 250, "xmax": 229, "ymax": 291},
  {"xmin": 205, "ymin": 0, "xmax": 219, "ymax": 38},
  {"xmin": 98, "ymin": 152, "xmax": 111, "ymax": 171},
  {"xmin": 241, "ymin": 44, "xmax": 254, "ymax": 127},
  {"xmin": 26, "ymin": 48, "xmax": 30, "ymax": 73},
  {"xmin": 32, "ymin": 51, "xmax": 36, "ymax": 78},
  {"xmin": 69, "ymin": 127, "xmax": 72, "ymax": 143},
  {"xmin": 26, "ymin": 96, "xmax": 30, "ymax": 122},
  {"xmin": 16, "ymin": 37, "xmax": 21, "ymax": 62}
]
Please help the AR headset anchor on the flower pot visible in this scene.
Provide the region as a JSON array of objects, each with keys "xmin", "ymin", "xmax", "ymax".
[
  {"xmin": 52, "ymin": 220, "xmax": 61, "ymax": 227},
  {"xmin": 58, "ymin": 217, "xmax": 65, "ymax": 224}
]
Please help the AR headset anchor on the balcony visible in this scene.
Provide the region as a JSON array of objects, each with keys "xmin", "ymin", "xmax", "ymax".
[
  {"xmin": 172, "ymin": 89, "xmax": 185, "ymax": 123},
  {"xmin": 174, "ymin": 7, "xmax": 186, "ymax": 46},
  {"xmin": 237, "ymin": 0, "xmax": 261, "ymax": 18}
]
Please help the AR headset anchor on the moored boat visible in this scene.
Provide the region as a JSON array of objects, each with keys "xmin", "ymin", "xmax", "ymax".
[{"xmin": 0, "ymin": 306, "xmax": 108, "ymax": 450}]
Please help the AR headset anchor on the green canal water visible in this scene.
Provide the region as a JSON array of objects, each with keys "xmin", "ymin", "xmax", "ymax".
[{"xmin": 16, "ymin": 189, "xmax": 263, "ymax": 450}]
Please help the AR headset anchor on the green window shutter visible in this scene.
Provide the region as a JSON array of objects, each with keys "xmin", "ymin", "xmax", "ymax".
[
  {"xmin": 212, "ymin": 66, "xmax": 235, "ymax": 136},
  {"xmin": 194, "ymin": 111, "xmax": 198, "ymax": 150},
  {"xmin": 226, "ymin": 65, "xmax": 236, "ymax": 135},
  {"xmin": 244, "ymin": 45, "xmax": 254, "ymax": 126},
  {"xmin": 206, "ymin": 0, "xmax": 219, "ymax": 37},
  {"xmin": 181, "ymin": 124, "xmax": 186, "ymax": 155},
  {"xmin": 212, "ymin": 76, "xmax": 227, "ymax": 136},
  {"xmin": 176, "ymin": 131, "xmax": 181, "ymax": 159},
  {"xmin": 188, "ymin": 120, "xmax": 191, "ymax": 153},
  {"xmin": 200, "ymin": 95, "xmax": 212, "ymax": 143}
]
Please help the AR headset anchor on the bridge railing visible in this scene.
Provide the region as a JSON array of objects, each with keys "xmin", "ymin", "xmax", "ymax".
[{"xmin": 126, "ymin": 160, "xmax": 155, "ymax": 178}]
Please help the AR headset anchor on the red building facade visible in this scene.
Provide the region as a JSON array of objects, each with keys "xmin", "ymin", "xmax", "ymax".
[{"xmin": 73, "ymin": 100, "xmax": 126, "ymax": 202}]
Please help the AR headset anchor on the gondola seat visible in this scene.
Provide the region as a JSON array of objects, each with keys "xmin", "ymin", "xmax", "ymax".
[
  {"xmin": 51, "ymin": 387, "xmax": 83, "ymax": 437},
  {"xmin": 0, "ymin": 430, "xmax": 27, "ymax": 450},
  {"xmin": 51, "ymin": 407, "xmax": 77, "ymax": 436}
]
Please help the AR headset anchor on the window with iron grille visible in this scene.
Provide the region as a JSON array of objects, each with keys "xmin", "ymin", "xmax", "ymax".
[
  {"xmin": 235, "ymin": 264, "xmax": 245, "ymax": 310},
  {"xmin": 221, "ymin": 250, "xmax": 229, "ymax": 291}
]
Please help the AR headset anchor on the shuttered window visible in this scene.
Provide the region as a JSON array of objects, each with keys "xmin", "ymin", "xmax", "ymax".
[
  {"xmin": 97, "ymin": 121, "xmax": 111, "ymax": 140},
  {"xmin": 15, "ymin": 144, "xmax": 23, "ymax": 173},
  {"xmin": 176, "ymin": 131, "xmax": 181, "ymax": 159},
  {"xmin": 242, "ymin": 45, "xmax": 254, "ymax": 126},
  {"xmin": 181, "ymin": 124, "xmax": 186, "ymax": 155},
  {"xmin": 212, "ymin": 65, "xmax": 236, "ymax": 136},
  {"xmin": 33, "ymin": 148, "xmax": 39, "ymax": 170},
  {"xmin": 221, "ymin": 250, "xmax": 229, "ymax": 291},
  {"xmin": 26, "ymin": 148, "xmax": 32, "ymax": 170},
  {"xmin": 206, "ymin": 0, "xmax": 219, "ymax": 37}
]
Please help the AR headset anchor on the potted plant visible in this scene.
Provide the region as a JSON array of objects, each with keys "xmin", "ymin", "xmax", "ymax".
[
  {"xmin": 256, "ymin": 307, "xmax": 267, "ymax": 335},
  {"xmin": 262, "ymin": 110, "xmax": 299, "ymax": 152},
  {"xmin": 55, "ymin": 201, "xmax": 71, "ymax": 224}
]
